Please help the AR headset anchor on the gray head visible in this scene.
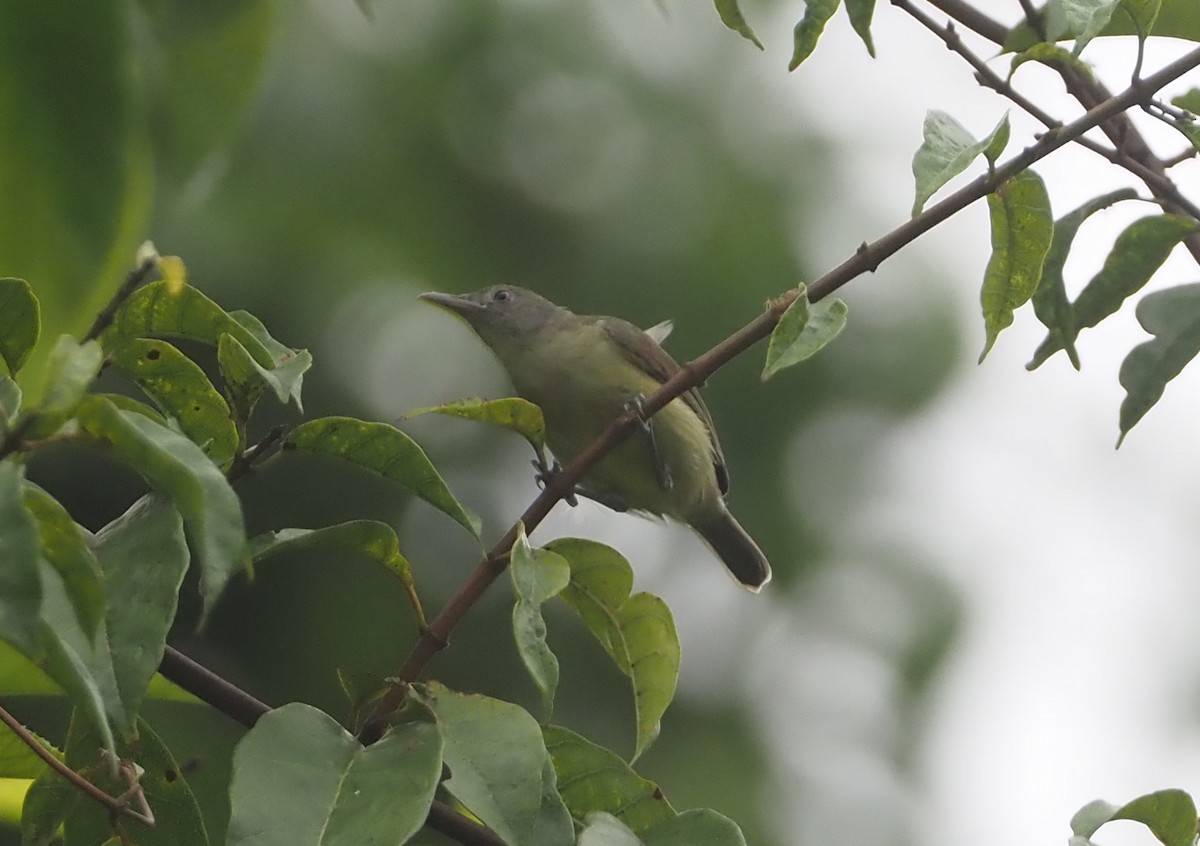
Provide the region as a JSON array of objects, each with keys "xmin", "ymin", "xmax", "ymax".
[{"xmin": 419, "ymin": 285, "xmax": 573, "ymax": 351}]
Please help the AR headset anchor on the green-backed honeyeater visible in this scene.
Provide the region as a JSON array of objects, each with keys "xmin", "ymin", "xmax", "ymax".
[{"xmin": 420, "ymin": 285, "xmax": 771, "ymax": 591}]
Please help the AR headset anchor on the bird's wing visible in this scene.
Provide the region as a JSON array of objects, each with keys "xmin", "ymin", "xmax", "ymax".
[{"xmin": 596, "ymin": 316, "xmax": 730, "ymax": 494}]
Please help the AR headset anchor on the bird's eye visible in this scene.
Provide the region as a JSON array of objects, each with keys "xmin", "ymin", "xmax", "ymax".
[{"xmin": 492, "ymin": 288, "xmax": 512, "ymax": 303}]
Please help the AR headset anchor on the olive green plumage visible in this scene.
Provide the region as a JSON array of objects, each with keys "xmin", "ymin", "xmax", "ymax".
[{"xmin": 420, "ymin": 285, "xmax": 771, "ymax": 590}]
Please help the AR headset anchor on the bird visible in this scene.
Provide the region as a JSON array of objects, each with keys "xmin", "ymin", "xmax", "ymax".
[{"xmin": 420, "ymin": 285, "xmax": 771, "ymax": 591}]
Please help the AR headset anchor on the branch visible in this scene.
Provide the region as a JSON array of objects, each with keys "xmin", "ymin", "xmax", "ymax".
[
  {"xmin": 84, "ymin": 254, "xmax": 158, "ymax": 343},
  {"xmin": 360, "ymin": 39, "xmax": 1200, "ymax": 735},
  {"xmin": 225, "ymin": 425, "xmax": 287, "ymax": 483},
  {"xmin": 156, "ymin": 646, "xmax": 506, "ymax": 846},
  {"xmin": 0, "ymin": 700, "xmax": 154, "ymax": 826},
  {"xmin": 922, "ymin": 0, "xmax": 1200, "ymax": 263},
  {"xmin": 894, "ymin": 0, "xmax": 1200, "ymax": 223}
]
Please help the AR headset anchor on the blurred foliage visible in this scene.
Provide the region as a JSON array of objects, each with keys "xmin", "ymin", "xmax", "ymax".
[{"xmin": 0, "ymin": 1, "xmax": 965, "ymax": 844}]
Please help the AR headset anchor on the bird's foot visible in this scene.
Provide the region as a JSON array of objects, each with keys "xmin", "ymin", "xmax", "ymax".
[{"xmin": 531, "ymin": 457, "xmax": 579, "ymax": 507}]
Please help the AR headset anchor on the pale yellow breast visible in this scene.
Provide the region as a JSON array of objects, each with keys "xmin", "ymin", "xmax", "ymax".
[{"xmin": 507, "ymin": 323, "xmax": 720, "ymax": 520}]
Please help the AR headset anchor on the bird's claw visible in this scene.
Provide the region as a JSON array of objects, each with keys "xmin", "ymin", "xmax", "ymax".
[{"xmin": 531, "ymin": 457, "xmax": 579, "ymax": 507}]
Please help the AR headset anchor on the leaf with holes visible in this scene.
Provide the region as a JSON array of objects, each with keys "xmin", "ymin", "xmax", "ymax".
[{"xmin": 110, "ymin": 338, "xmax": 238, "ymax": 466}]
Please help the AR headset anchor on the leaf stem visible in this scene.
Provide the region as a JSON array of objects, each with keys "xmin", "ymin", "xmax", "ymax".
[{"xmin": 0, "ymin": 701, "xmax": 154, "ymax": 826}]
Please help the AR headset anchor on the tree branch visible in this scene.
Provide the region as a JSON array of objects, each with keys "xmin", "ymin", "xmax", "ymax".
[
  {"xmin": 921, "ymin": 0, "xmax": 1200, "ymax": 262},
  {"xmin": 894, "ymin": 0, "xmax": 1200, "ymax": 222},
  {"xmin": 361, "ymin": 39, "xmax": 1200, "ymax": 735}
]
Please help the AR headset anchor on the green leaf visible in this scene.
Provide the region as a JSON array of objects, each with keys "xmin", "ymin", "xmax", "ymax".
[
  {"xmin": 1071, "ymin": 799, "xmax": 1121, "ymax": 837},
  {"xmin": 642, "ymin": 809, "xmax": 746, "ymax": 846},
  {"xmin": 1006, "ymin": 0, "xmax": 1196, "ymax": 47},
  {"xmin": 0, "ymin": 722, "xmax": 57, "ymax": 779},
  {"xmin": 217, "ymin": 333, "xmax": 265, "ymax": 425},
  {"xmin": 214, "ymin": 315, "xmax": 311, "ymax": 427},
  {"xmin": 33, "ymin": 495, "xmax": 187, "ymax": 740},
  {"xmin": 0, "ymin": 3, "xmax": 151, "ymax": 391},
  {"xmin": 25, "ymin": 336, "xmax": 104, "ymax": 438},
  {"xmin": 21, "ymin": 748, "xmax": 79, "ymax": 846},
  {"xmin": 1010, "ymin": 42, "xmax": 1096, "ymax": 78},
  {"xmin": 285, "ymin": 417, "xmax": 481, "ymax": 539},
  {"xmin": 248, "ymin": 521, "xmax": 424, "ymax": 628},
  {"xmin": 35, "ymin": 713, "xmax": 209, "ymax": 846},
  {"xmin": 979, "ymin": 170, "xmax": 1054, "ymax": 362},
  {"xmin": 1172, "ymin": 88, "xmax": 1200, "ymax": 115},
  {"xmin": 227, "ymin": 702, "xmax": 443, "ymax": 846},
  {"xmin": 419, "ymin": 681, "xmax": 573, "ymax": 846},
  {"xmin": 543, "ymin": 725, "xmax": 675, "ymax": 834},
  {"xmin": 0, "ymin": 641, "xmax": 194, "ymax": 703},
  {"xmin": 1068, "ymin": 0, "xmax": 1122, "ymax": 54},
  {"xmin": 402, "ymin": 397, "xmax": 547, "ymax": 459},
  {"xmin": 0, "ymin": 373, "xmax": 20, "ymax": 427},
  {"xmin": 982, "ymin": 115, "xmax": 1011, "ymax": 166},
  {"xmin": 912, "ymin": 111, "xmax": 1011, "ymax": 217},
  {"xmin": 762, "ymin": 293, "xmax": 848, "ymax": 380},
  {"xmin": 1117, "ymin": 284, "xmax": 1200, "ymax": 443},
  {"xmin": 1071, "ymin": 790, "xmax": 1197, "ymax": 846},
  {"xmin": 1113, "ymin": 790, "xmax": 1197, "ymax": 846},
  {"xmin": 580, "ymin": 813, "xmax": 643, "ymax": 846},
  {"xmin": 0, "ymin": 462, "xmax": 42, "ymax": 656},
  {"xmin": 22, "ymin": 484, "xmax": 104, "ymax": 639},
  {"xmin": 1029, "ymin": 214, "xmax": 1200, "ymax": 367},
  {"xmin": 790, "ymin": 0, "xmax": 839, "ymax": 70},
  {"xmin": 511, "ymin": 526, "xmax": 570, "ymax": 721},
  {"xmin": 91, "ymin": 494, "xmax": 188, "ymax": 733},
  {"xmin": 101, "ymin": 280, "xmax": 274, "ymax": 367},
  {"xmin": 0, "ymin": 278, "xmax": 39, "ymax": 377},
  {"xmin": 1028, "ymin": 189, "xmax": 1137, "ymax": 371},
  {"xmin": 1119, "ymin": 0, "xmax": 1161, "ymax": 38},
  {"xmin": 75, "ymin": 396, "xmax": 247, "ymax": 618},
  {"xmin": 137, "ymin": 0, "xmax": 276, "ymax": 182},
  {"xmin": 110, "ymin": 338, "xmax": 238, "ymax": 466},
  {"xmin": 1165, "ymin": 113, "xmax": 1200, "ymax": 153},
  {"xmin": 38, "ymin": 615, "xmax": 116, "ymax": 763},
  {"xmin": 547, "ymin": 539, "xmax": 680, "ymax": 762},
  {"xmin": 844, "ymin": 0, "xmax": 877, "ymax": 56},
  {"xmin": 92, "ymin": 392, "xmax": 168, "ymax": 425},
  {"xmin": 228, "ymin": 310, "xmax": 311, "ymax": 409},
  {"xmin": 713, "ymin": 0, "xmax": 763, "ymax": 49}
]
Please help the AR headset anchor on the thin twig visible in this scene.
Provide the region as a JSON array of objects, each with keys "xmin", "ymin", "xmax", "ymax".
[
  {"xmin": 895, "ymin": 0, "xmax": 1200, "ymax": 222},
  {"xmin": 84, "ymin": 256, "xmax": 158, "ymax": 343},
  {"xmin": 0, "ymin": 701, "xmax": 154, "ymax": 826},
  {"xmin": 923, "ymin": 0, "xmax": 1200, "ymax": 263},
  {"xmin": 159, "ymin": 646, "xmax": 271, "ymax": 728},
  {"xmin": 358, "ymin": 39, "xmax": 1200, "ymax": 739},
  {"xmin": 1162, "ymin": 147, "xmax": 1198, "ymax": 168},
  {"xmin": 225, "ymin": 425, "xmax": 287, "ymax": 483}
]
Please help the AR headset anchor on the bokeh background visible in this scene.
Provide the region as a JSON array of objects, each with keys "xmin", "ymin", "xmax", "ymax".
[{"xmin": 5, "ymin": 1, "xmax": 1200, "ymax": 845}]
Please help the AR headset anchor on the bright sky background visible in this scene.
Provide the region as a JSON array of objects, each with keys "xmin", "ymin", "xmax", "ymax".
[{"xmin": 772, "ymin": 6, "xmax": 1200, "ymax": 846}]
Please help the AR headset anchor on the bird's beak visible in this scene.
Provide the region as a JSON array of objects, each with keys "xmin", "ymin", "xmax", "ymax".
[{"xmin": 418, "ymin": 291, "xmax": 482, "ymax": 316}]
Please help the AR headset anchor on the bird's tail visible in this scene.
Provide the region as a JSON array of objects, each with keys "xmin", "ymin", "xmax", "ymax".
[{"xmin": 694, "ymin": 506, "xmax": 772, "ymax": 591}]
